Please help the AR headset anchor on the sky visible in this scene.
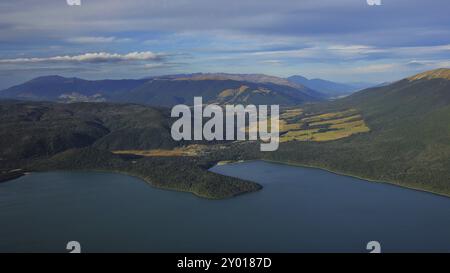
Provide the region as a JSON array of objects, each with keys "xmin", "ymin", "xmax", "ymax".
[{"xmin": 0, "ymin": 0, "xmax": 449, "ymax": 89}]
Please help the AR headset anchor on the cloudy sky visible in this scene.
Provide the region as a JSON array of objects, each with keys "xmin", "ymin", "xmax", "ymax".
[{"xmin": 0, "ymin": 0, "xmax": 449, "ymax": 89}]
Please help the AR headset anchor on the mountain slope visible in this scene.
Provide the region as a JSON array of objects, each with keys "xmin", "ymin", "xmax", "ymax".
[
  {"xmin": 269, "ymin": 68, "xmax": 450, "ymax": 196},
  {"xmin": 0, "ymin": 101, "xmax": 176, "ymax": 162},
  {"xmin": 123, "ymin": 78, "xmax": 320, "ymax": 107}
]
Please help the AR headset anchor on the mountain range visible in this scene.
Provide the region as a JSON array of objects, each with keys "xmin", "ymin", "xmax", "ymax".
[
  {"xmin": 287, "ymin": 75, "xmax": 374, "ymax": 98},
  {"xmin": 0, "ymin": 72, "xmax": 378, "ymax": 106},
  {"xmin": 0, "ymin": 73, "xmax": 323, "ymax": 107}
]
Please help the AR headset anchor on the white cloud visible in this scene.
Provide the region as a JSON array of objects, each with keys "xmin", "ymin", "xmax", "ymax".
[
  {"xmin": 244, "ymin": 43, "xmax": 450, "ymax": 62},
  {"xmin": 0, "ymin": 52, "xmax": 164, "ymax": 64},
  {"xmin": 348, "ymin": 64, "xmax": 398, "ymax": 74},
  {"xmin": 407, "ymin": 59, "xmax": 450, "ymax": 68},
  {"xmin": 247, "ymin": 44, "xmax": 381, "ymax": 60},
  {"xmin": 66, "ymin": 36, "xmax": 133, "ymax": 44},
  {"xmin": 260, "ymin": 60, "xmax": 283, "ymax": 65}
]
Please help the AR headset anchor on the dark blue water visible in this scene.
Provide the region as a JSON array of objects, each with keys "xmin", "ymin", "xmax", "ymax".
[{"xmin": 0, "ymin": 160, "xmax": 449, "ymax": 253}]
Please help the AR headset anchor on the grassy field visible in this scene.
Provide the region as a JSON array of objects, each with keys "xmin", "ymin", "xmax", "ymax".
[
  {"xmin": 242, "ymin": 107, "xmax": 370, "ymax": 142},
  {"xmin": 278, "ymin": 108, "xmax": 370, "ymax": 143},
  {"xmin": 113, "ymin": 145, "xmax": 208, "ymax": 157}
]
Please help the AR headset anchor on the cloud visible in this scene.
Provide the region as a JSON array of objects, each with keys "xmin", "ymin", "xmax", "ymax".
[
  {"xmin": 1, "ymin": 0, "xmax": 449, "ymax": 48},
  {"xmin": 348, "ymin": 64, "xmax": 398, "ymax": 74},
  {"xmin": 66, "ymin": 36, "xmax": 133, "ymax": 44},
  {"xmin": 0, "ymin": 52, "xmax": 164, "ymax": 64},
  {"xmin": 260, "ymin": 60, "xmax": 283, "ymax": 66},
  {"xmin": 0, "ymin": 66, "xmax": 97, "ymax": 76},
  {"xmin": 244, "ymin": 44, "xmax": 381, "ymax": 62},
  {"xmin": 406, "ymin": 59, "xmax": 450, "ymax": 68},
  {"xmin": 240, "ymin": 43, "xmax": 450, "ymax": 63},
  {"xmin": 141, "ymin": 62, "xmax": 184, "ymax": 70}
]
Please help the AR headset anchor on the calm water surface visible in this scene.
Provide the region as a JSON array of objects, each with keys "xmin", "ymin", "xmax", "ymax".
[{"xmin": 0, "ymin": 160, "xmax": 449, "ymax": 252}]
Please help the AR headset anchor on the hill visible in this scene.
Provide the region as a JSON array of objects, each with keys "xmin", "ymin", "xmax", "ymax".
[
  {"xmin": 0, "ymin": 101, "xmax": 181, "ymax": 162},
  {"xmin": 0, "ymin": 100, "xmax": 260, "ymax": 199},
  {"xmin": 123, "ymin": 78, "xmax": 320, "ymax": 107},
  {"xmin": 407, "ymin": 68, "xmax": 450, "ymax": 81}
]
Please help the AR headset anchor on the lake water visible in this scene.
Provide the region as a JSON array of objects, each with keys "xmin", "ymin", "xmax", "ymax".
[{"xmin": 0, "ymin": 160, "xmax": 449, "ymax": 253}]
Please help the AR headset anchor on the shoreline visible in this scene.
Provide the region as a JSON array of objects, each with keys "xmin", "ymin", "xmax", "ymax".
[
  {"xmin": 0, "ymin": 171, "xmax": 26, "ymax": 184},
  {"xmin": 3, "ymin": 159, "xmax": 449, "ymax": 200},
  {"xmin": 218, "ymin": 159, "xmax": 450, "ymax": 199},
  {"xmin": 1, "ymin": 168, "xmax": 262, "ymax": 200}
]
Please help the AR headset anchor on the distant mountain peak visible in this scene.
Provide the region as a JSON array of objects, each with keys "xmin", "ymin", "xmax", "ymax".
[
  {"xmin": 408, "ymin": 68, "xmax": 450, "ymax": 81},
  {"xmin": 29, "ymin": 75, "xmax": 67, "ymax": 81},
  {"xmin": 161, "ymin": 72, "xmax": 306, "ymax": 90},
  {"xmin": 287, "ymin": 75, "xmax": 374, "ymax": 98}
]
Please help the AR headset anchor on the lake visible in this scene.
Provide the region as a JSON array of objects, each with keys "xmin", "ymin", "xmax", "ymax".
[{"xmin": 0, "ymin": 160, "xmax": 449, "ymax": 253}]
